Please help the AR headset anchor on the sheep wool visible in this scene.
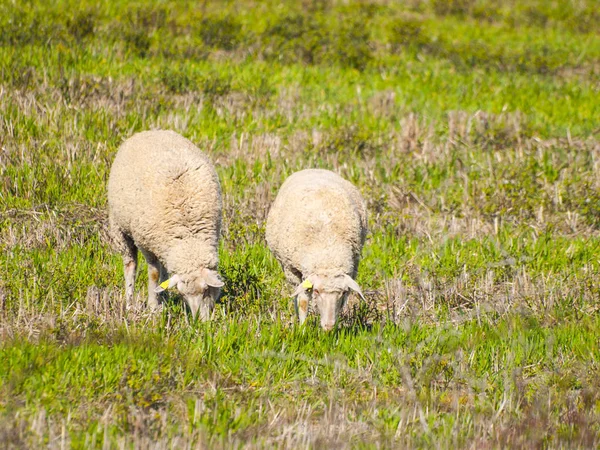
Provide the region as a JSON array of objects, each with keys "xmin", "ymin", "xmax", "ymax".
[
  {"xmin": 266, "ymin": 169, "xmax": 367, "ymax": 330},
  {"xmin": 108, "ymin": 130, "xmax": 224, "ymax": 319}
]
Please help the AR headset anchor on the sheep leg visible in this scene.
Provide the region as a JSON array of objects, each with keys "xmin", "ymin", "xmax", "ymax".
[
  {"xmin": 141, "ymin": 249, "xmax": 163, "ymax": 310},
  {"xmin": 112, "ymin": 229, "xmax": 138, "ymax": 304},
  {"xmin": 283, "ymin": 266, "xmax": 308, "ymax": 325},
  {"xmin": 109, "ymin": 216, "xmax": 139, "ymax": 304},
  {"xmin": 124, "ymin": 250, "xmax": 138, "ymax": 305},
  {"xmin": 295, "ymin": 292, "xmax": 309, "ymax": 325}
]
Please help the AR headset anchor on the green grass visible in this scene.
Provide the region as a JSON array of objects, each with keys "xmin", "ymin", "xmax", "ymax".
[{"xmin": 1, "ymin": 0, "xmax": 600, "ymax": 447}]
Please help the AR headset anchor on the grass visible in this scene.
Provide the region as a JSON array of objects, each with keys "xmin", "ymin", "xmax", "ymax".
[{"xmin": 1, "ymin": 0, "xmax": 600, "ymax": 447}]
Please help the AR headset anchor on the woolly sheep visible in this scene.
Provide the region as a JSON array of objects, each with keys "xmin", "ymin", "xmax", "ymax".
[
  {"xmin": 266, "ymin": 169, "xmax": 367, "ymax": 331},
  {"xmin": 108, "ymin": 130, "xmax": 224, "ymax": 320}
]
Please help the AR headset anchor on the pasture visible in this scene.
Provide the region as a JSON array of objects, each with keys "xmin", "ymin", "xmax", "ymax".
[{"xmin": 1, "ymin": 0, "xmax": 600, "ymax": 447}]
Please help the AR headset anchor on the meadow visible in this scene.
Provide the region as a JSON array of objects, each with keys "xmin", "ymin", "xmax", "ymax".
[{"xmin": 1, "ymin": 0, "xmax": 600, "ymax": 447}]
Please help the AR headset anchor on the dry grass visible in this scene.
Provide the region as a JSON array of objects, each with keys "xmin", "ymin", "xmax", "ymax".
[{"xmin": 2, "ymin": 0, "xmax": 600, "ymax": 447}]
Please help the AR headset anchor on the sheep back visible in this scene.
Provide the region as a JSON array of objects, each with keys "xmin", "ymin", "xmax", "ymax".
[
  {"xmin": 108, "ymin": 130, "xmax": 222, "ymax": 273},
  {"xmin": 266, "ymin": 169, "xmax": 367, "ymax": 278}
]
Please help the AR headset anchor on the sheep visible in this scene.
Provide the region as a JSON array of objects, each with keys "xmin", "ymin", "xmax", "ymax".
[
  {"xmin": 266, "ymin": 169, "xmax": 367, "ymax": 331},
  {"xmin": 107, "ymin": 130, "xmax": 224, "ymax": 320}
]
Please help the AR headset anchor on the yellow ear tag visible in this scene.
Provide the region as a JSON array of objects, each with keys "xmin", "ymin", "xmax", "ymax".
[
  {"xmin": 301, "ymin": 279, "xmax": 313, "ymax": 289},
  {"xmin": 159, "ymin": 279, "xmax": 171, "ymax": 289}
]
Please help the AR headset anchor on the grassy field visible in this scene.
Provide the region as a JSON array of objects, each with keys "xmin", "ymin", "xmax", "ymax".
[{"xmin": 1, "ymin": 0, "xmax": 600, "ymax": 447}]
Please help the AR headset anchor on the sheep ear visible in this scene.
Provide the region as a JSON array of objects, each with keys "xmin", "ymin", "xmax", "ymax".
[
  {"xmin": 154, "ymin": 274, "xmax": 180, "ymax": 293},
  {"xmin": 202, "ymin": 268, "xmax": 224, "ymax": 288},
  {"xmin": 292, "ymin": 274, "xmax": 317, "ymax": 297},
  {"xmin": 292, "ymin": 282, "xmax": 306, "ymax": 298},
  {"xmin": 342, "ymin": 275, "xmax": 365, "ymax": 301}
]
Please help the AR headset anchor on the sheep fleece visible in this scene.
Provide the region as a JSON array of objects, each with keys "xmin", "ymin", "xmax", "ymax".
[
  {"xmin": 266, "ymin": 169, "xmax": 367, "ymax": 279},
  {"xmin": 108, "ymin": 130, "xmax": 222, "ymax": 274}
]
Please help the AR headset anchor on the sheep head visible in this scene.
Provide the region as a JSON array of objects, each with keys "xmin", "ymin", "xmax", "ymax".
[
  {"xmin": 292, "ymin": 273, "xmax": 364, "ymax": 331},
  {"xmin": 155, "ymin": 268, "xmax": 224, "ymax": 320}
]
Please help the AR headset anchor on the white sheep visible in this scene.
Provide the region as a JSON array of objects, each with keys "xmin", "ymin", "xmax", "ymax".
[
  {"xmin": 107, "ymin": 130, "xmax": 224, "ymax": 319},
  {"xmin": 266, "ymin": 169, "xmax": 367, "ymax": 330}
]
